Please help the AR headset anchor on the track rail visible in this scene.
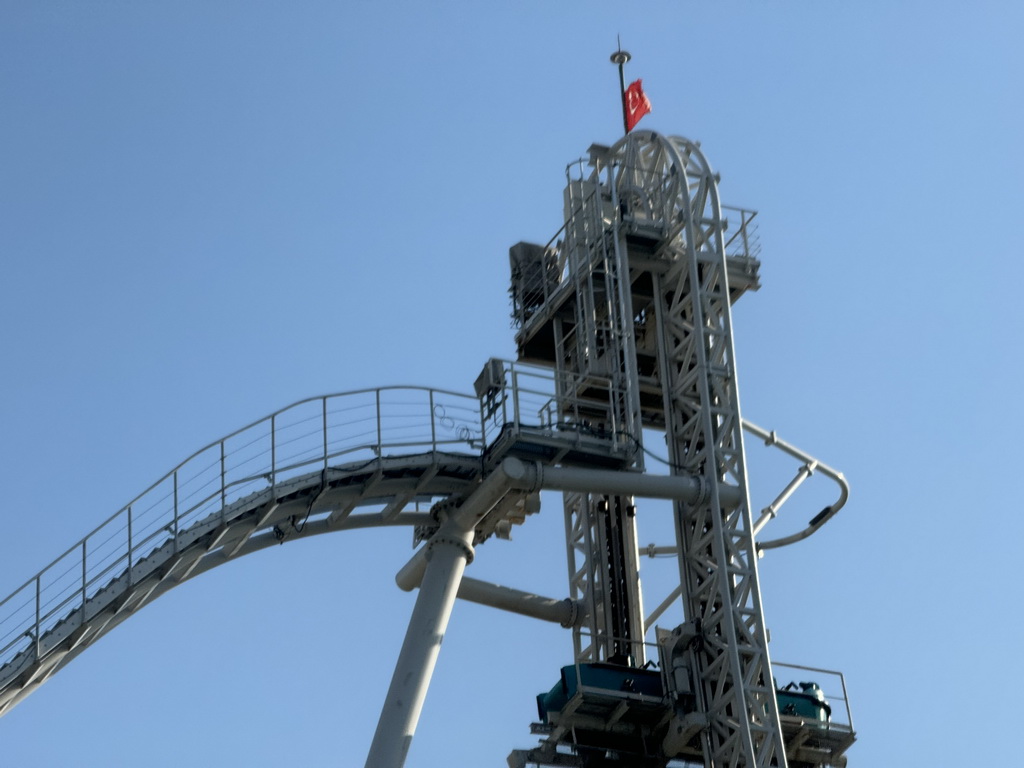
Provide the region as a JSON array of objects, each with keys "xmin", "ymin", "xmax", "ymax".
[{"xmin": 0, "ymin": 386, "xmax": 488, "ymax": 714}]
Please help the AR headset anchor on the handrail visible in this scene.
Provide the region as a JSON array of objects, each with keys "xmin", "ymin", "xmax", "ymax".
[
  {"xmin": 772, "ymin": 660, "xmax": 855, "ymax": 732},
  {"xmin": 479, "ymin": 359, "xmax": 634, "ymax": 453},
  {"xmin": 0, "ymin": 386, "xmax": 483, "ymax": 670},
  {"xmin": 721, "ymin": 205, "xmax": 761, "ymax": 261},
  {"xmin": 742, "ymin": 420, "xmax": 850, "ymax": 551}
]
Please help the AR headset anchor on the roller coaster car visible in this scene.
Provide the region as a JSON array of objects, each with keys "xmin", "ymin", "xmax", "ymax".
[
  {"xmin": 532, "ymin": 664, "xmax": 854, "ymax": 768},
  {"xmin": 773, "ymin": 679, "xmax": 856, "ymax": 768},
  {"xmin": 535, "ymin": 662, "xmax": 670, "ymax": 766},
  {"xmin": 536, "ymin": 662, "xmax": 665, "ymax": 724},
  {"xmin": 777, "ymin": 681, "xmax": 831, "ymax": 723}
]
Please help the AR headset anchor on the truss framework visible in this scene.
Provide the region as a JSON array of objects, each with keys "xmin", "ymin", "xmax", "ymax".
[
  {"xmin": 518, "ymin": 132, "xmax": 787, "ymax": 768},
  {"xmin": 636, "ymin": 134, "xmax": 786, "ymax": 768}
]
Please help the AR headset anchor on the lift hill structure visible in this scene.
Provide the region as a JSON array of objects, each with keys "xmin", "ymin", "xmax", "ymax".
[{"xmin": 0, "ymin": 130, "xmax": 854, "ymax": 768}]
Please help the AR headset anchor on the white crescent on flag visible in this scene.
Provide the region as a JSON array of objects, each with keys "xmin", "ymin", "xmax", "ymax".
[{"xmin": 625, "ymin": 79, "xmax": 652, "ymax": 132}]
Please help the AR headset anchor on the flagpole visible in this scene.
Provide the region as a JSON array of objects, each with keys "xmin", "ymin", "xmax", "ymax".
[{"xmin": 610, "ymin": 45, "xmax": 631, "ymax": 136}]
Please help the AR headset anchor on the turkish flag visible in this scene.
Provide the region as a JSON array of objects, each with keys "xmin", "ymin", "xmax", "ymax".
[{"xmin": 624, "ymin": 79, "xmax": 652, "ymax": 132}]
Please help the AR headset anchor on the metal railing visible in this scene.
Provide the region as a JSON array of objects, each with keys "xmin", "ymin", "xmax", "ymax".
[
  {"xmin": 510, "ymin": 168, "xmax": 761, "ymax": 333},
  {"xmin": 478, "ymin": 359, "xmax": 634, "ymax": 453},
  {"xmin": 0, "ymin": 386, "xmax": 482, "ymax": 676},
  {"xmin": 722, "ymin": 205, "xmax": 761, "ymax": 261},
  {"xmin": 773, "ymin": 661, "xmax": 855, "ymax": 731}
]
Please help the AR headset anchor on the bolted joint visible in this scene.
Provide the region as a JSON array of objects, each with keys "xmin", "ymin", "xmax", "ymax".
[
  {"xmin": 426, "ymin": 533, "xmax": 475, "ymax": 565},
  {"xmin": 693, "ymin": 476, "xmax": 709, "ymax": 507},
  {"xmin": 559, "ymin": 598, "xmax": 581, "ymax": 629}
]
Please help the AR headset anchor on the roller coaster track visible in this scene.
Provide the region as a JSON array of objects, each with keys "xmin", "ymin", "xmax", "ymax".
[
  {"xmin": 0, "ymin": 388, "xmax": 459, "ymax": 715},
  {"xmin": 0, "ymin": 363, "xmax": 646, "ymax": 719}
]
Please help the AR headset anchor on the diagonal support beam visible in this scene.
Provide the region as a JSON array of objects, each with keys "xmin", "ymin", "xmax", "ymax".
[
  {"xmin": 224, "ymin": 503, "xmax": 280, "ymax": 558},
  {"xmin": 365, "ymin": 526, "xmax": 475, "ymax": 768}
]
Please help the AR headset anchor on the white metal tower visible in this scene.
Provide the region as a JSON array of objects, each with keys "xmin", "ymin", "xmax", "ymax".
[{"xmin": 507, "ymin": 131, "xmax": 853, "ymax": 768}]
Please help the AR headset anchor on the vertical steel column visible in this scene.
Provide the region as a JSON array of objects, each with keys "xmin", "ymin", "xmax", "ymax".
[{"xmin": 366, "ymin": 527, "xmax": 475, "ymax": 768}]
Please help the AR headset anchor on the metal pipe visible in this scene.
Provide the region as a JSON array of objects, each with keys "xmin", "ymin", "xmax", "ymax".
[
  {"xmin": 643, "ymin": 544, "xmax": 678, "ymax": 558},
  {"xmin": 34, "ymin": 578, "xmax": 40, "ymax": 660},
  {"xmin": 173, "ymin": 471, "xmax": 179, "ymax": 555},
  {"xmin": 322, "ymin": 397, "xmax": 328, "ymax": 472},
  {"xmin": 751, "ymin": 463, "xmax": 814, "ymax": 537},
  {"xmin": 270, "ymin": 414, "xmax": 276, "ymax": 490},
  {"xmin": 741, "ymin": 420, "xmax": 850, "ymax": 550},
  {"xmin": 513, "ymin": 459, "xmax": 738, "ymax": 508},
  {"xmin": 429, "ymin": 391, "xmax": 437, "ymax": 452},
  {"xmin": 376, "ymin": 390, "xmax": 382, "ymax": 451},
  {"xmin": 396, "ymin": 458, "xmax": 733, "ymax": 591},
  {"xmin": 397, "ymin": 560, "xmax": 581, "ymax": 628},
  {"xmin": 384, "ymin": 456, "xmax": 725, "ymax": 765},
  {"xmin": 611, "ymin": 46, "xmax": 631, "ymax": 136},
  {"xmin": 365, "ymin": 526, "xmax": 474, "ymax": 768},
  {"xmin": 127, "ymin": 506, "xmax": 133, "ymax": 587},
  {"xmin": 81, "ymin": 541, "xmax": 87, "ymax": 616},
  {"xmin": 457, "ymin": 579, "xmax": 580, "ymax": 627},
  {"xmin": 220, "ymin": 442, "xmax": 226, "ymax": 518},
  {"xmin": 644, "ymin": 584, "xmax": 682, "ymax": 632},
  {"xmin": 393, "ymin": 458, "xmax": 530, "ymax": 599}
]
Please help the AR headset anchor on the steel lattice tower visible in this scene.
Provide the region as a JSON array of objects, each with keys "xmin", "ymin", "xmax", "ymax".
[{"xmin": 511, "ymin": 132, "xmax": 789, "ymax": 768}]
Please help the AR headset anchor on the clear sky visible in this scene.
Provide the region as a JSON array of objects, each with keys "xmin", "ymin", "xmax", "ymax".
[{"xmin": 2, "ymin": 2, "xmax": 1022, "ymax": 766}]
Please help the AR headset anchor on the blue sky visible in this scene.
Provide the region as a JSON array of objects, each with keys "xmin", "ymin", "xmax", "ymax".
[{"xmin": 2, "ymin": 2, "xmax": 1023, "ymax": 765}]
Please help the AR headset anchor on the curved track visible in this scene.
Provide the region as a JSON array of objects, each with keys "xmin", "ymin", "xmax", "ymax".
[
  {"xmin": 0, "ymin": 368, "xmax": 637, "ymax": 719},
  {"xmin": 0, "ymin": 386, "xmax": 498, "ymax": 716},
  {"xmin": 0, "ymin": 452, "xmax": 483, "ymax": 716}
]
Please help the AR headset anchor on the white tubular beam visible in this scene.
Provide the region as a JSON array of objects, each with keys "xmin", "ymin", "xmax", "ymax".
[
  {"xmin": 644, "ymin": 584, "xmax": 683, "ymax": 632},
  {"xmin": 501, "ymin": 457, "xmax": 740, "ymax": 508},
  {"xmin": 366, "ymin": 526, "xmax": 475, "ymax": 768},
  {"xmin": 393, "ymin": 458, "xmax": 529, "ymax": 589},
  {"xmin": 369, "ymin": 463, "xmax": 529, "ymax": 767},
  {"xmin": 457, "ymin": 579, "xmax": 580, "ymax": 627},
  {"xmin": 741, "ymin": 419, "xmax": 851, "ymax": 550},
  {"xmin": 449, "ymin": 457, "xmax": 529, "ymax": 529},
  {"xmin": 397, "ymin": 561, "xmax": 581, "ymax": 628}
]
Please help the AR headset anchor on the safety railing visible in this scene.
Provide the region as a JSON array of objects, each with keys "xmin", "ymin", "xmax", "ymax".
[
  {"xmin": 722, "ymin": 205, "xmax": 761, "ymax": 262},
  {"xmin": 0, "ymin": 386, "xmax": 483, "ymax": 677},
  {"xmin": 773, "ymin": 661, "xmax": 855, "ymax": 732},
  {"xmin": 477, "ymin": 359, "xmax": 635, "ymax": 454},
  {"xmin": 511, "ymin": 157, "xmax": 761, "ymax": 333},
  {"xmin": 509, "ymin": 159, "xmax": 617, "ymax": 330}
]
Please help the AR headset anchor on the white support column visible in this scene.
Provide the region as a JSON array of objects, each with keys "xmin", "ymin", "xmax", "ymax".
[{"xmin": 365, "ymin": 527, "xmax": 475, "ymax": 768}]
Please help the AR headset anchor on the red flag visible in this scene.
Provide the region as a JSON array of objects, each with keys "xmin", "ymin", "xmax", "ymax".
[{"xmin": 624, "ymin": 79, "xmax": 652, "ymax": 132}]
